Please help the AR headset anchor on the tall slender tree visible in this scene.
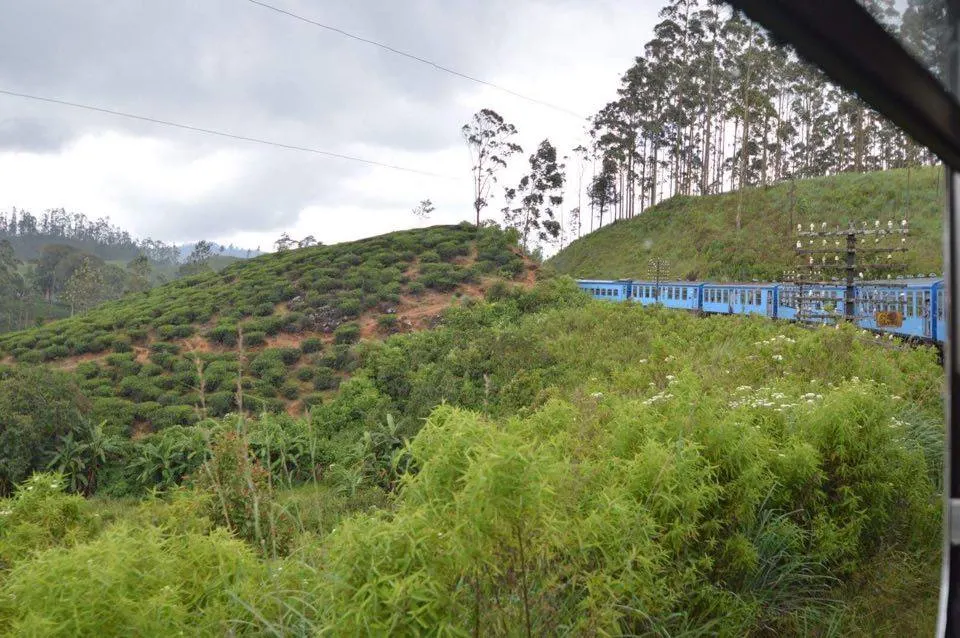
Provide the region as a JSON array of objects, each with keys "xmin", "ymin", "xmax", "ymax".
[
  {"xmin": 461, "ymin": 109, "xmax": 522, "ymax": 226},
  {"xmin": 506, "ymin": 140, "xmax": 566, "ymax": 251}
]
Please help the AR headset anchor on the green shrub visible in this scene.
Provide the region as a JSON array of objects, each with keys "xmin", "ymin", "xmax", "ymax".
[
  {"xmin": 323, "ymin": 344, "xmax": 356, "ymax": 372},
  {"xmin": 275, "ymin": 347, "xmax": 301, "ymax": 366},
  {"xmin": 150, "ymin": 405, "xmax": 197, "ymax": 429},
  {"xmin": 151, "ymin": 342, "xmax": 181, "ymax": 355},
  {"xmin": 407, "ymin": 281, "xmax": 426, "ymax": 296},
  {"xmin": 157, "ymin": 324, "xmax": 195, "ymax": 340},
  {"xmin": 252, "ymin": 380, "xmax": 279, "ymax": 399},
  {"xmin": 300, "ymin": 337, "xmax": 324, "ymax": 354},
  {"xmin": 244, "ymin": 331, "xmax": 267, "ymax": 347},
  {"xmin": 75, "ymin": 361, "xmax": 101, "ymax": 380},
  {"xmin": 138, "ymin": 362, "xmax": 165, "ymax": 378},
  {"xmin": 337, "ymin": 297, "xmax": 362, "ymax": 318},
  {"xmin": 0, "ymin": 473, "xmax": 101, "ymax": 567},
  {"xmin": 206, "ymin": 324, "xmax": 238, "ymax": 347},
  {"xmin": 253, "ymin": 302, "xmax": 275, "ymax": 316},
  {"xmin": 41, "ymin": 344, "xmax": 71, "ymax": 361},
  {"xmin": 0, "ymin": 525, "xmax": 267, "ymax": 635},
  {"xmin": 312, "ymin": 366, "xmax": 340, "ymax": 391},
  {"xmin": 0, "ymin": 368, "xmax": 91, "ymax": 495},
  {"xmin": 302, "ymin": 393, "xmax": 325, "ymax": 409},
  {"xmin": 189, "ymin": 430, "xmax": 293, "ymax": 556},
  {"xmin": 91, "ymin": 398, "xmax": 138, "ymax": 433},
  {"xmin": 334, "ymin": 323, "xmax": 361, "ymax": 345},
  {"xmin": 205, "ymin": 392, "xmax": 237, "ymax": 418},
  {"xmin": 377, "ymin": 314, "xmax": 398, "ymax": 333},
  {"xmin": 118, "ymin": 377, "xmax": 162, "ymax": 403},
  {"xmin": 418, "ymin": 263, "xmax": 464, "ymax": 292},
  {"xmin": 435, "ymin": 240, "xmax": 469, "ymax": 261},
  {"xmin": 296, "ymin": 367, "xmax": 315, "ymax": 382},
  {"xmin": 16, "ymin": 350, "xmax": 42, "ymax": 364},
  {"xmin": 112, "ymin": 335, "xmax": 133, "ymax": 353},
  {"xmin": 280, "ymin": 381, "xmax": 301, "ymax": 400}
]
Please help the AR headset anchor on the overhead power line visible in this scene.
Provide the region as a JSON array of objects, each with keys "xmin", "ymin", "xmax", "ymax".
[
  {"xmin": 0, "ymin": 88, "xmax": 458, "ymax": 179},
  {"xmin": 242, "ymin": 0, "xmax": 585, "ymax": 120}
]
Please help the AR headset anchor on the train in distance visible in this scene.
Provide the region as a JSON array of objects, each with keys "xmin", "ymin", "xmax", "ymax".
[{"xmin": 576, "ymin": 277, "xmax": 945, "ymax": 344}]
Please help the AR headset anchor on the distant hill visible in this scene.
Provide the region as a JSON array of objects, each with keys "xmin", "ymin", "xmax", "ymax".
[
  {"xmin": 550, "ymin": 167, "xmax": 943, "ymax": 282},
  {"xmin": 178, "ymin": 242, "xmax": 263, "ymax": 260},
  {"xmin": 0, "ymin": 223, "xmax": 534, "ymax": 432}
]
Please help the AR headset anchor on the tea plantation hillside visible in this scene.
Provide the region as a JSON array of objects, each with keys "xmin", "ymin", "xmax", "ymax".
[
  {"xmin": 0, "ymin": 223, "xmax": 533, "ymax": 432},
  {"xmin": 550, "ymin": 167, "xmax": 943, "ymax": 281}
]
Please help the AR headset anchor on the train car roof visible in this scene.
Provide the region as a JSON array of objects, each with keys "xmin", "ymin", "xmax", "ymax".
[{"xmin": 861, "ymin": 277, "xmax": 943, "ymax": 286}]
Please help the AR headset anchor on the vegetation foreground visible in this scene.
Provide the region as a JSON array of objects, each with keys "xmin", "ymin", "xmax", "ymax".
[{"xmin": 0, "ymin": 280, "xmax": 944, "ymax": 636}]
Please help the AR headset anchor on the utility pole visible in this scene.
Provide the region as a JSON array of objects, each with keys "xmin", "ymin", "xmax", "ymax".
[{"xmin": 792, "ymin": 220, "xmax": 910, "ymax": 324}]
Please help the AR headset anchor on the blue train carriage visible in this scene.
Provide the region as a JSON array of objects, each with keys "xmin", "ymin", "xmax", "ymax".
[
  {"xmin": 702, "ymin": 283, "xmax": 777, "ymax": 317},
  {"xmin": 645, "ymin": 281, "xmax": 701, "ymax": 311},
  {"xmin": 857, "ymin": 277, "xmax": 944, "ymax": 342},
  {"xmin": 576, "ymin": 279, "xmax": 632, "ymax": 302},
  {"xmin": 776, "ymin": 282, "xmax": 845, "ymax": 324}
]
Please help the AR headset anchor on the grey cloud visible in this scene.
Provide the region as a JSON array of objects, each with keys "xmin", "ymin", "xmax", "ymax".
[
  {"xmin": 0, "ymin": 117, "xmax": 72, "ymax": 152},
  {"xmin": 0, "ymin": 0, "xmax": 634, "ymax": 243},
  {"xmin": 115, "ymin": 149, "xmax": 360, "ymax": 241},
  {"xmin": 0, "ymin": 0, "xmax": 513, "ymax": 153}
]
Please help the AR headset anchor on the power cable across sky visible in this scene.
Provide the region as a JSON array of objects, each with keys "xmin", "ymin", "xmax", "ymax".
[
  {"xmin": 241, "ymin": 0, "xmax": 586, "ymax": 120},
  {"xmin": 0, "ymin": 88, "xmax": 461, "ymax": 180}
]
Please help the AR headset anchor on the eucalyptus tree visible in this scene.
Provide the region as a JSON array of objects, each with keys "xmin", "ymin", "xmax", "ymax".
[
  {"xmin": 461, "ymin": 109, "xmax": 522, "ymax": 226},
  {"xmin": 589, "ymin": 158, "xmax": 619, "ymax": 229},
  {"xmin": 502, "ymin": 140, "xmax": 566, "ymax": 252}
]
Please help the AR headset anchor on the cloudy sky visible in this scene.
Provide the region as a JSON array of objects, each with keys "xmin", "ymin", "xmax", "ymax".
[{"xmin": 0, "ymin": 0, "xmax": 662, "ymax": 252}]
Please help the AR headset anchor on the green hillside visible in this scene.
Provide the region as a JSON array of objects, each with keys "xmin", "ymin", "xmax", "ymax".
[
  {"xmin": 551, "ymin": 167, "xmax": 943, "ymax": 281},
  {"xmin": 0, "ymin": 223, "xmax": 531, "ymax": 433}
]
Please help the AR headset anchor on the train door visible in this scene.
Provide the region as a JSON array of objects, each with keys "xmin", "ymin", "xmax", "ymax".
[
  {"xmin": 922, "ymin": 289, "xmax": 932, "ymax": 338},
  {"xmin": 765, "ymin": 290, "xmax": 773, "ymax": 317}
]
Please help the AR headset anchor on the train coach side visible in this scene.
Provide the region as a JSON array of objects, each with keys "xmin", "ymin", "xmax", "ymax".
[
  {"xmin": 702, "ymin": 283, "xmax": 776, "ymax": 317},
  {"xmin": 856, "ymin": 278, "xmax": 943, "ymax": 342},
  {"xmin": 576, "ymin": 279, "xmax": 631, "ymax": 302}
]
